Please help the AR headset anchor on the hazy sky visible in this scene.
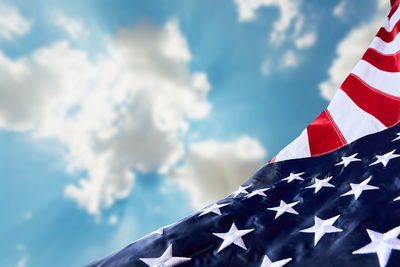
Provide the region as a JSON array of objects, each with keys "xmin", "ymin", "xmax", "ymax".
[{"xmin": 0, "ymin": 0, "xmax": 389, "ymax": 266}]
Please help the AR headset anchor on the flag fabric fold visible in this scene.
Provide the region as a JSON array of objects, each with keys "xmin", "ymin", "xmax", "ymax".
[
  {"xmin": 86, "ymin": 119, "xmax": 400, "ymax": 267},
  {"xmin": 271, "ymin": 0, "xmax": 400, "ymax": 163},
  {"xmin": 85, "ymin": 1, "xmax": 400, "ymax": 266}
]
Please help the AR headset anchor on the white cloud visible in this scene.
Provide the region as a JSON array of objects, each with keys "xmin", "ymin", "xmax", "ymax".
[
  {"xmin": 0, "ymin": 2, "xmax": 32, "ymax": 40},
  {"xmin": 168, "ymin": 137, "xmax": 266, "ymax": 209},
  {"xmin": 234, "ymin": 0, "xmax": 304, "ymax": 45},
  {"xmin": 319, "ymin": 1, "xmax": 388, "ymax": 100},
  {"xmin": 0, "ymin": 19, "xmax": 211, "ymax": 215},
  {"xmin": 333, "ymin": 0, "xmax": 347, "ymax": 20},
  {"xmin": 109, "ymin": 214, "xmax": 118, "ymax": 225},
  {"xmin": 282, "ymin": 49, "xmax": 299, "ymax": 68},
  {"xmin": 378, "ymin": 0, "xmax": 390, "ymax": 10},
  {"xmin": 55, "ymin": 13, "xmax": 88, "ymax": 39},
  {"xmin": 261, "ymin": 48, "xmax": 301, "ymax": 76},
  {"xmin": 234, "ymin": 0, "xmax": 316, "ymax": 77},
  {"xmin": 295, "ymin": 31, "xmax": 316, "ymax": 50}
]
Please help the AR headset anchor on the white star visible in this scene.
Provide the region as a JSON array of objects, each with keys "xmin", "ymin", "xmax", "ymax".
[
  {"xmin": 300, "ymin": 215, "xmax": 343, "ymax": 246},
  {"xmin": 260, "ymin": 255, "xmax": 292, "ymax": 267},
  {"xmin": 353, "ymin": 226, "xmax": 400, "ymax": 267},
  {"xmin": 340, "ymin": 176, "xmax": 379, "ymax": 200},
  {"xmin": 140, "ymin": 244, "xmax": 191, "ymax": 267},
  {"xmin": 306, "ymin": 176, "xmax": 335, "ymax": 194},
  {"xmin": 246, "ymin": 188, "xmax": 270, "ymax": 198},
  {"xmin": 335, "ymin": 153, "xmax": 362, "ymax": 167},
  {"xmin": 369, "ymin": 150, "xmax": 400, "ymax": 167},
  {"xmin": 267, "ymin": 200, "xmax": 300, "ymax": 219},
  {"xmin": 231, "ymin": 185, "xmax": 251, "ymax": 198},
  {"xmin": 392, "ymin": 133, "xmax": 400, "ymax": 142},
  {"xmin": 198, "ymin": 203, "xmax": 229, "ymax": 217},
  {"xmin": 282, "ymin": 172, "xmax": 305, "ymax": 183},
  {"xmin": 213, "ymin": 223, "xmax": 254, "ymax": 253},
  {"xmin": 394, "ymin": 196, "xmax": 400, "ymax": 201}
]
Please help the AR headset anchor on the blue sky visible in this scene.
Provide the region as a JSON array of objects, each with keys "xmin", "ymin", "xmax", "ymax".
[{"xmin": 0, "ymin": 0, "xmax": 387, "ymax": 266}]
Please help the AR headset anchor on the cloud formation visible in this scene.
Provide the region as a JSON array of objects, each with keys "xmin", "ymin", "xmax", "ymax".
[
  {"xmin": 282, "ymin": 49, "xmax": 299, "ymax": 68},
  {"xmin": 55, "ymin": 13, "xmax": 88, "ymax": 39},
  {"xmin": 0, "ymin": 18, "xmax": 211, "ymax": 215},
  {"xmin": 109, "ymin": 214, "xmax": 118, "ymax": 225},
  {"xmin": 333, "ymin": 0, "xmax": 347, "ymax": 21},
  {"xmin": 233, "ymin": 0, "xmax": 316, "ymax": 75},
  {"xmin": 0, "ymin": 2, "xmax": 32, "ymax": 40},
  {"xmin": 295, "ymin": 32, "xmax": 316, "ymax": 50},
  {"xmin": 234, "ymin": 0, "xmax": 304, "ymax": 45},
  {"xmin": 168, "ymin": 137, "xmax": 266, "ymax": 209},
  {"xmin": 319, "ymin": 0, "xmax": 389, "ymax": 100}
]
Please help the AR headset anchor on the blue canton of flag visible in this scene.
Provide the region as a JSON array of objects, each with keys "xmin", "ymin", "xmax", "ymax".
[{"xmin": 85, "ymin": 120, "xmax": 400, "ymax": 267}]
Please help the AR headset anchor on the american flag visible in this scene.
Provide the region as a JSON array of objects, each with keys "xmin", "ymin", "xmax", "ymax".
[{"xmin": 85, "ymin": 1, "xmax": 400, "ymax": 266}]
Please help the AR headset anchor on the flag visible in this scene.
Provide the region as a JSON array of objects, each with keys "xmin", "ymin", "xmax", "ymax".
[{"xmin": 85, "ymin": 1, "xmax": 400, "ymax": 266}]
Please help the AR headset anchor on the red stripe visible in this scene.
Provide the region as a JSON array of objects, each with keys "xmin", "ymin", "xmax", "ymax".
[
  {"xmin": 325, "ymin": 109, "xmax": 347, "ymax": 144},
  {"xmin": 390, "ymin": 2, "xmax": 400, "ymax": 18},
  {"xmin": 378, "ymin": 2, "xmax": 400, "ymax": 40},
  {"xmin": 362, "ymin": 48, "xmax": 400, "ymax": 72},
  {"xmin": 341, "ymin": 74, "xmax": 400, "ymax": 127},
  {"xmin": 307, "ymin": 110, "xmax": 346, "ymax": 157},
  {"xmin": 377, "ymin": 19, "xmax": 400, "ymax": 43}
]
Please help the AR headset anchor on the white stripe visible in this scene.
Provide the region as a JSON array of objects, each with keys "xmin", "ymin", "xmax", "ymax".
[
  {"xmin": 352, "ymin": 60, "xmax": 400, "ymax": 97},
  {"xmin": 369, "ymin": 34, "xmax": 400, "ymax": 54},
  {"xmin": 384, "ymin": 4, "xmax": 400, "ymax": 32},
  {"xmin": 275, "ymin": 129, "xmax": 310, "ymax": 162},
  {"xmin": 327, "ymin": 89, "xmax": 386, "ymax": 144}
]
